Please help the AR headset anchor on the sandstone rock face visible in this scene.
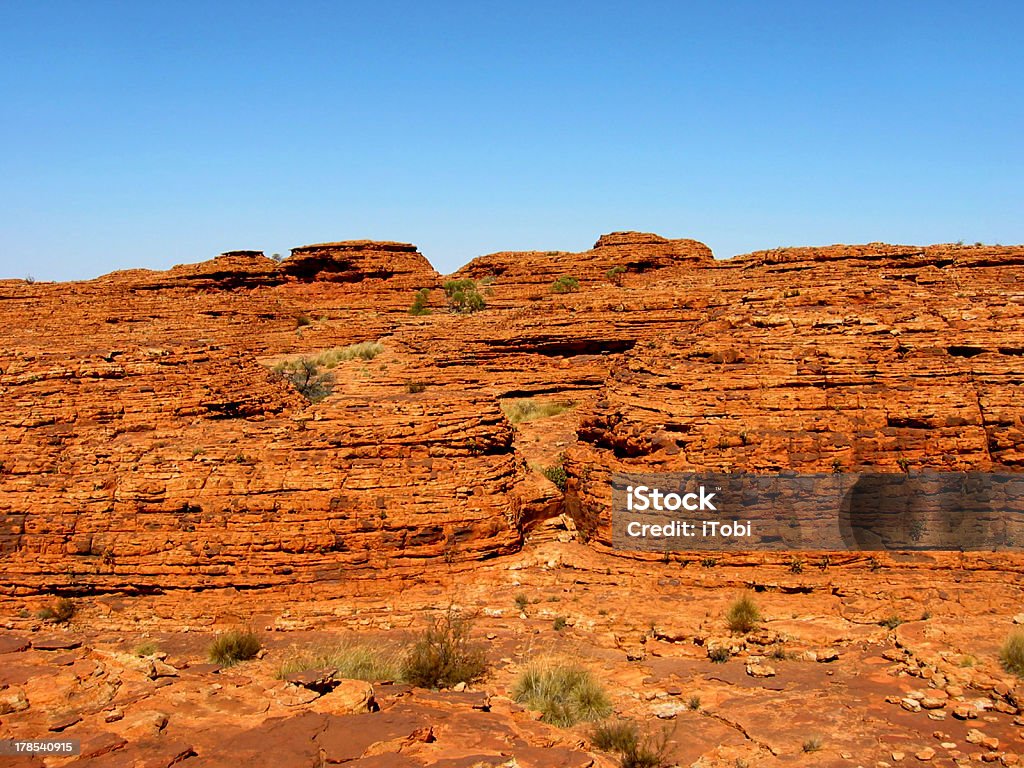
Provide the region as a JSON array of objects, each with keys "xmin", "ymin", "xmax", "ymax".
[
  {"xmin": 283, "ymin": 240, "xmax": 440, "ymax": 289},
  {"xmin": 592, "ymin": 229, "xmax": 714, "ymax": 264},
  {"xmin": 453, "ymin": 230, "xmax": 712, "ymax": 305},
  {"xmin": 131, "ymin": 251, "xmax": 285, "ymax": 290},
  {"xmin": 566, "ymin": 243, "xmax": 1024, "ymax": 546},
  {"xmin": 1, "ymin": 235, "xmax": 1022, "ymax": 594}
]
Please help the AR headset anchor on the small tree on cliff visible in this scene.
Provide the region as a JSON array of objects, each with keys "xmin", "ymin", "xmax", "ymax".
[
  {"xmin": 551, "ymin": 275, "xmax": 580, "ymax": 294},
  {"xmin": 606, "ymin": 265, "xmax": 626, "ymax": 286},
  {"xmin": 274, "ymin": 359, "xmax": 334, "ymax": 403},
  {"xmin": 409, "ymin": 288, "xmax": 432, "ymax": 316},
  {"xmin": 443, "ymin": 279, "xmax": 485, "ymax": 314}
]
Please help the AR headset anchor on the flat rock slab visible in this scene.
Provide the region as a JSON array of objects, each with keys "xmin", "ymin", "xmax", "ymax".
[
  {"xmin": 703, "ymin": 663, "xmax": 788, "ymax": 691},
  {"xmin": 0, "ymin": 660, "xmax": 56, "ymax": 686},
  {"xmin": 78, "ymin": 733, "xmax": 128, "ymax": 760},
  {"xmin": 48, "ymin": 713, "xmax": 82, "ymax": 732},
  {"xmin": 347, "ymin": 755, "xmax": 424, "ymax": 768},
  {"xmin": 211, "ymin": 711, "xmax": 328, "ymax": 768},
  {"xmin": 509, "ymin": 746, "xmax": 594, "ymax": 768},
  {"xmin": 180, "ymin": 662, "xmax": 220, "ymax": 675},
  {"xmin": 129, "ymin": 739, "xmax": 195, "ymax": 768},
  {"xmin": 284, "ymin": 667, "xmax": 336, "ymax": 688},
  {"xmin": 412, "ymin": 690, "xmax": 490, "ymax": 711},
  {"xmin": 318, "ymin": 705, "xmax": 433, "ymax": 762},
  {"xmin": 429, "ymin": 755, "xmax": 506, "ymax": 768},
  {"xmin": 0, "ymin": 634, "xmax": 31, "ymax": 654},
  {"xmin": 32, "ymin": 635, "xmax": 83, "ymax": 651}
]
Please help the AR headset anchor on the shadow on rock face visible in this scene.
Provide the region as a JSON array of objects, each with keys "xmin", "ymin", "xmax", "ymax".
[{"xmin": 838, "ymin": 473, "xmax": 1003, "ymax": 551}]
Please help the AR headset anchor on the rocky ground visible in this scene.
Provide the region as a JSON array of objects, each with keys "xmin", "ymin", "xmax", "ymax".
[
  {"xmin": 1, "ymin": 232, "xmax": 1022, "ymax": 766},
  {"xmin": 2, "ymin": 542, "xmax": 1024, "ymax": 766}
]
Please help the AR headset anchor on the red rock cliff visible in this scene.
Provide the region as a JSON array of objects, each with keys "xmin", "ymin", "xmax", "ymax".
[{"xmin": 0, "ymin": 235, "xmax": 1021, "ymax": 593}]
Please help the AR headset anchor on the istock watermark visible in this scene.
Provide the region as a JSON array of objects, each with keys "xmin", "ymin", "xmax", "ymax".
[{"xmin": 611, "ymin": 472, "xmax": 1024, "ymax": 552}]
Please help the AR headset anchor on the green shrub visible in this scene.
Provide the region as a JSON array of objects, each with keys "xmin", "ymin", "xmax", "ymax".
[
  {"xmin": 208, "ymin": 628, "xmax": 261, "ymax": 667},
  {"xmin": 514, "ymin": 593, "xmax": 529, "ymax": 612},
  {"xmin": 590, "ymin": 719, "xmax": 671, "ymax": 768},
  {"xmin": 294, "ymin": 314, "xmax": 312, "ymax": 328},
  {"xmin": 551, "ymin": 275, "xmax": 580, "ymax": 294},
  {"xmin": 409, "ymin": 288, "xmax": 432, "ymax": 316},
  {"xmin": 37, "ymin": 597, "xmax": 75, "ymax": 624},
  {"xmin": 134, "ymin": 641, "xmax": 159, "ymax": 657},
  {"xmin": 687, "ymin": 694, "xmax": 701, "ymax": 710},
  {"xmin": 553, "ymin": 616, "xmax": 567, "ymax": 631},
  {"xmin": 501, "ymin": 398, "xmax": 576, "ymax": 424},
  {"xmin": 278, "ymin": 642, "xmax": 400, "ymax": 682},
  {"xmin": 512, "ymin": 660, "xmax": 611, "ymax": 727},
  {"xmin": 443, "ymin": 279, "xmax": 486, "ymax": 313},
  {"xmin": 708, "ymin": 646, "xmax": 731, "ymax": 663},
  {"xmin": 401, "ymin": 609, "xmax": 487, "ymax": 689},
  {"xmin": 406, "ymin": 381, "xmax": 427, "ymax": 394},
  {"xmin": 272, "ymin": 342, "xmax": 385, "ymax": 401},
  {"xmin": 726, "ymin": 595, "xmax": 761, "ymax": 633},
  {"xmin": 274, "ymin": 359, "xmax": 334, "ymax": 402},
  {"xmin": 606, "ymin": 265, "xmax": 627, "ymax": 285},
  {"xmin": 802, "ymin": 736, "xmax": 823, "ymax": 753},
  {"xmin": 879, "ymin": 615, "xmax": 903, "ymax": 630},
  {"xmin": 788, "ymin": 557, "xmax": 804, "ymax": 574},
  {"xmin": 1000, "ymin": 630, "xmax": 1024, "ymax": 676},
  {"xmin": 541, "ymin": 463, "xmax": 568, "ymax": 491}
]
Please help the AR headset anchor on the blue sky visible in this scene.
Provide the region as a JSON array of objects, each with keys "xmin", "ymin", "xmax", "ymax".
[{"xmin": 1, "ymin": 1, "xmax": 1021, "ymax": 280}]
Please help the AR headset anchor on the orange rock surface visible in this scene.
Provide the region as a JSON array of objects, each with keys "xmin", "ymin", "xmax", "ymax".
[{"xmin": 1, "ymin": 232, "xmax": 1023, "ymax": 766}]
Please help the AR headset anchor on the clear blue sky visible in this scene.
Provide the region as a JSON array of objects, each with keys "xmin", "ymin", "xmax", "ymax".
[{"xmin": 1, "ymin": 1, "xmax": 1021, "ymax": 281}]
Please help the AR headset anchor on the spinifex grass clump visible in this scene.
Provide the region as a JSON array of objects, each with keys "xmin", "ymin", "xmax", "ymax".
[
  {"xmin": 591, "ymin": 719, "xmax": 641, "ymax": 752},
  {"xmin": 38, "ymin": 597, "xmax": 75, "ymax": 623},
  {"xmin": 208, "ymin": 628, "xmax": 261, "ymax": 667},
  {"xmin": 278, "ymin": 642, "xmax": 400, "ymax": 682},
  {"xmin": 726, "ymin": 594, "xmax": 761, "ymax": 633},
  {"xmin": 1000, "ymin": 630, "xmax": 1024, "ymax": 677},
  {"xmin": 590, "ymin": 719, "xmax": 673, "ymax": 768},
  {"xmin": 310, "ymin": 342, "xmax": 384, "ymax": 367},
  {"xmin": 401, "ymin": 609, "xmax": 487, "ymax": 689},
  {"xmin": 500, "ymin": 398, "xmax": 576, "ymax": 424},
  {"xmin": 512, "ymin": 659, "xmax": 611, "ymax": 727},
  {"xmin": 134, "ymin": 641, "xmax": 159, "ymax": 657}
]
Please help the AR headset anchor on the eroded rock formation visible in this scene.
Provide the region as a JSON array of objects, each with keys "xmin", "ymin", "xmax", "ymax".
[{"xmin": 1, "ymin": 234, "xmax": 1022, "ymax": 595}]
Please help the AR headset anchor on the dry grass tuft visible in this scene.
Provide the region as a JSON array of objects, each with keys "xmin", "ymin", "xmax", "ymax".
[
  {"xmin": 512, "ymin": 659, "xmax": 611, "ymax": 727},
  {"xmin": 501, "ymin": 398, "xmax": 575, "ymax": 424},
  {"xmin": 278, "ymin": 641, "xmax": 399, "ymax": 682}
]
